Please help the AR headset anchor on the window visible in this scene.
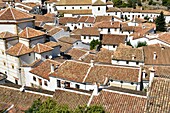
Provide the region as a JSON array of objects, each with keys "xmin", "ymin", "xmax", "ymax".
[
  {"xmin": 57, "ymin": 80, "xmax": 61, "ymax": 87},
  {"xmin": 84, "ymin": 36, "xmax": 86, "ymax": 39},
  {"xmin": 33, "ymin": 76, "xmax": 36, "ymax": 81},
  {"xmin": 78, "ymin": 23, "xmax": 80, "ymax": 25},
  {"xmin": 115, "ymin": 12, "xmax": 117, "ymax": 15},
  {"xmin": 89, "ymin": 36, "xmax": 91, "ymax": 39},
  {"xmin": 75, "ymin": 84, "xmax": 80, "ymax": 89},
  {"xmin": 126, "ymin": 61, "xmax": 129, "ymax": 64},
  {"xmin": 108, "ymin": 28, "xmax": 110, "ymax": 33},
  {"xmin": 3, "ymin": 62, "xmax": 6, "ymax": 66},
  {"xmin": 38, "ymin": 78, "xmax": 42, "ymax": 85},
  {"xmin": 49, "ymin": 8, "xmax": 51, "ymax": 12},
  {"xmin": 115, "ymin": 28, "xmax": 117, "ymax": 31},
  {"xmin": 29, "ymin": 53, "xmax": 31, "ymax": 56},
  {"xmin": 87, "ymin": 7, "xmax": 89, "ymax": 9},
  {"xmin": 136, "ymin": 62, "xmax": 139, "ymax": 65},
  {"xmin": 113, "ymin": 45, "xmax": 115, "ymax": 48},
  {"xmin": 12, "ymin": 65, "xmax": 14, "ymax": 69},
  {"xmin": 128, "ymin": 15, "xmax": 130, "ymax": 17},
  {"xmin": 72, "ymin": 7, "xmax": 74, "ymax": 9},
  {"xmin": 2, "ymin": 51, "xmax": 4, "ymax": 55},
  {"xmin": 80, "ymin": 7, "xmax": 82, "ymax": 9},
  {"xmin": 131, "ymin": 82, "xmax": 134, "ymax": 85},
  {"xmin": 98, "ymin": 7, "xmax": 100, "ymax": 11},
  {"xmin": 44, "ymin": 81, "xmax": 48, "ymax": 86},
  {"xmin": 120, "ymin": 81, "xmax": 123, "ymax": 83},
  {"xmin": 64, "ymin": 7, "xmax": 66, "ymax": 9},
  {"xmin": 142, "ymin": 14, "xmax": 144, "ymax": 17}
]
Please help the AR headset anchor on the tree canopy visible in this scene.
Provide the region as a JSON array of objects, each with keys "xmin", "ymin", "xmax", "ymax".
[
  {"xmin": 155, "ymin": 12, "xmax": 166, "ymax": 32},
  {"xmin": 25, "ymin": 98, "xmax": 105, "ymax": 113}
]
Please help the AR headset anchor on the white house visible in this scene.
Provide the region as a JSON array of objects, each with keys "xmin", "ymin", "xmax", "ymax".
[{"xmin": 0, "ymin": 7, "xmax": 35, "ymax": 34}]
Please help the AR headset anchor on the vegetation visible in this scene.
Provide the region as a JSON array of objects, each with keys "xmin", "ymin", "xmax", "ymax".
[
  {"xmin": 155, "ymin": 12, "xmax": 166, "ymax": 32},
  {"xmin": 144, "ymin": 16, "xmax": 150, "ymax": 20},
  {"xmin": 136, "ymin": 41, "xmax": 147, "ymax": 48},
  {"xmin": 127, "ymin": 40, "xmax": 133, "ymax": 47},
  {"xmin": 112, "ymin": 0, "xmax": 142, "ymax": 8},
  {"xmin": 90, "ymin": 39, "xmax": 101, "ymax": 50},
  {"xmin": 25, "ymin": 98, "xmax": 105, "ymax": 113},
  {"xmin": 162, "ymin": 0, "xmax": 170, "ymax": 6}
]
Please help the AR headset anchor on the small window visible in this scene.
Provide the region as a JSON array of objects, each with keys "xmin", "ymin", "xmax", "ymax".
[
  {"xmin": 49, "ymin": 8, "xmax": 51, "ymax": 12},
  {"xmin": 72, "ymin": 7, "xmax": 74, "ymax": 9},
  {"xmin": 12, "ymin": 65, "xmax": 14, "ymax": 69},
  {"xmin": 64, "ymin": 7, "xmax": 66, "ymax": 9},
  {"xmin": 29, "ymin": 53, "xmax": 31, "ymax": 56},
  {"xmin": 128, "ymin": 15, "xmax": 130, "ymax": 17},
  {"xmin": 75, "ymin": 84, "xmax": 80, "ymax": 89},
  {"xmin": 3, "ymin": 62, "xmax": 6, "ymax": 66},
  {"xmin": 84, "ymin": 36, "xmax": 86, "ymax": 39},
  {"xmin": 76, "ymin": 43, "xmax": 78, "ymax": 45},
  {"xmin": 44, "ymin": 81, "xmax": 48, "ymax": 86},
  {"xmin": 131, "ymin": 82, "xmax": 134, "ymax": 85},
  {"xmin": 71, "ymin": 24, "xmax": 73, "ymax": 26},
  {"xmin": 39, "ymin": 78, "xmax": 42, "ymax": 85},
  {"xmin": 115, "ymin": 12, "xmax": 117, "ymax": 15},
  {"xmin": 113, "ymin": 45, "xmax": 115, "ymax": 48},
  {"xmin": 98, "ymin": 7, "xmax": 100, "ymax": 11},
  {"xmin": 126, "ymin": 61, "xmax": 129, "ymax": 64},
  {"xmin": 89, "ymin": 36, "xmax": 91, "ymax": 39},
  {"xmin": 120, "ymin": 81, "xmax": 123, "ymax": 83},
  {"xmin": 80, "ymin": 7, "xmax": 82, "ymax": 9},
  {"xmin": 33, "ymin": 76, "xmax": 36, "ymax": 81},
  {"xmin": 78, "ymin": 23, "xmax": 80, "ymax": 25},
  {"xmin": 136, "ymin": 62, "xmax": 139, "ymax": 65},
  {"xmin": 87, "ymin": 7, "xmax": 89, "ymax": 9},
  {"xmin": 2, "ymin": 51, "xmax": 4, "ymax": 55},
  {"xmin": 108, "ymin": 28, "xmax": 110, "ymax": 33},
  {"xmin": 142, "ymin": 14, "xmax": 144, "ymax": 17}
]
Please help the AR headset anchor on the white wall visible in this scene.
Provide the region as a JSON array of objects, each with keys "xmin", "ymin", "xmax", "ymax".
[
  {"xmin": 92, "ymin": 6, "xmax": 106, "ymax": 16},
  {"xmin": 18, "ymin": 21, "xmax": 34, "ymax": 33},
  {"xmin": 111, "ymin": 59, "xmax": 144, "ymax": 67},
  {"xmin": 20, "ymin": 53, "xmax": 35, "ymax": 65},
  {"xmin": 0, "ymin": 24, "xmax": 16, "ymax": 34},
  {"xmin": 102, "ymin": 45, "xmax": 117, "ymax": 51},
  {"xmin": 81, "ymin": 35, "xmax": 100, "ymax": 43}
]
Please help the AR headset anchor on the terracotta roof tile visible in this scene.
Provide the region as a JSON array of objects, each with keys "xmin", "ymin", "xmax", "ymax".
[
  {"xmin": 81, "ymin": 27, "xmax": 100, "ymax": 36},
  {"xmin": 107, "ymin": 7, "xmax": 121, "ymax": 12},
  {"xmin": 0, "ymin": 31, "xmax": 17, "ymax": 39},
  {"xmin": 53, "ymin": 89, "xmax": 90, "ymax": 109},
  {"xmin": 33, "ymin": 43, "xmax": 53, "ymax": 54},
  {"xmin": 106, "ymin": 0, "xmax": 113, "ymax": 5},
  {"xmin": 59, "ymin": 17, "xmax": 78, "ymax": 25},
  {"xmin": 112, "ymin": 47, "xmax": 144, "ymax": 62},
  {"xmin": 55, "ymin": 0, "xmax": 92, "ymax": 6},
  {"xmin": 44, "ymin": 41, "xmax": 60, "ymax": 48},
  {"xmin": 67, "ymin": 48, "xmax": 87, "ymax": 60},
  {"xmin": 77, "ymin": 16, "xmax": 89, "ymax": 22},
  {"xmin": 143, "ymin": 44, "xmax": 170, "ymax": 65},
  {"xmin": 51, "ymin": 60, "xmax": 90, "ymax": 82},
  {"xmin": 94, "ymin": 21, "xmax": 120, "ymax": 28},
  {"xmin": 101, "ymin": 34, "xmax": 126, "ymax": 45},
  {"xmin": 30, "ymin": 59, "xmax": 61, "ymax": 80},
  {"xmin": 85, "ymin": 16, "xmax": 95, "ymax": 23},
  {"xmin": 57, "ymin": 41, "xmax": 72, "ymax": 52},
  {"xmin": 95, "ymin": 16, "xmax": 112, "ymax": 23},
  {"xmin": 58, "ymin": 9, "xmax": 92, "ymax": 15},
  {"xmin": 91, "ymin": 90, "xmax": 146, "ymax": 113},
  {"xmin": 34, "ymin": 14, "xmax": 55, "ymax": 23},
  {"xmin": 92, "ymin": 0, "xmax": 106, "ymax": 6},
  {"xmin": 6, "ymin": 43, "xmax": 32, "ymax": 56},
  {"xmin": 58, "ymin": 37, "xmax": 78, "ymax": 44},
  {"xmin": 81, "ymin": 53, "xmax": 96, "ymax": 63},
  {"xmin": 145, "ymin": 78, "xmax": 170, "ymax": 112},
  {"xmin": 19, "ymin": 27, "xmax": 45, "ymax": 39},
  {"xmin": 0, "ymin": 7, "xmax": 33, "ymax": 20},
  {"xmin": 158, "ymin": 32, "xmax": 170, "ymax": 44},
  {"xmin": 85, "ymin": 65, "xmax": 140, "ymax": 83}
]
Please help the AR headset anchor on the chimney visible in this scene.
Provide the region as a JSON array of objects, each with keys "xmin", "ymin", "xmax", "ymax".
[
  {"xmin": 90, "ymin": 59, "xmax": 94, "ymax": 67},
  {"xmin": 93, "ymin": 82, "xmax": 99, "ymax": 96},
  {"xmin": 104, "ymin": 77, "xmax": 109, "ymax": 85},
  {"xmin": 51, "ymin": 64, "xmax": 55, "ymax": 73},
  {"xmin": 125, "ymin": 41, "xmax": 127, "ymax": 46},
  {"xmin": 132, "ymin": 55, "xmax": 135, "ymax": 60},
  {"xmin": 149, "ymin": 67, "xmax": 155, "ymax": 87},
  {"xmin": 153, "ymin": 52, "xmax": 157, "ymax": 60},
  {"xmin": 142, "ymin": 69, "xmax": 146, "ymax": 79}
]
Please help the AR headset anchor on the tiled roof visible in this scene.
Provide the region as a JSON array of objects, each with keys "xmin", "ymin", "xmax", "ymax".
[
  {"xmin": 85, "ymin": 16, "xmax": 95, "ymax": 23},
  {"xmin": 57, "ymin": 41, "xmax": 72, "ymax": 52},
  {"xmin": 33, "ymin": 43, "xmax": 53, "ymax": 54},
  {"xmin": 91, "ymin": 89, "xmax": 146, "ymax": 113},
  {"xmin": 145, "ymin": 78, "xmax": 170, "ymax": 112},
  {"xmin": 47, "ymin": 27, "xmax": 63, "ymax": 36},
  {"xmin": 101, "ymin": 34, "xmax": 126, "ymax": 45},
  {"xmin": 58, "ymin": 37, "xmax": 78, "ymax": 44},
  {"xmin": 107, "ymin": 7, "xmax": 121, "ymax": 12},
  {"xmin": 81, "ymin": 27, "xmax": 100, "ymax": 36},
  {"xmin": 92, "ymin": 0, "xmax": 106, "ymax": 6},
  {"xmin": 30, "ymin": 59, "xmax": 61, "ymax": 80},
  {"xmin": 143, "ymin": 44, "xmax": 170, "ymax": 65},
  {"xmin": 85, "ymin": 65, "xmax": 140, "ymax": 83},
  {"xmin": 59, "ymin": 17, "xmax": 78, "ymax": 24},
  {"xmin": 0, "ymin": 86, "xmax": 47, "ymax": 112},
  {"xmin": 51, "ymin": 60, "xmax": 90, "ymax": 82},
  {"xmin": 106, "ymin": 0, "xmax": 113, "ymax": 5},
  {"xmin": 44, "ymin": 13, "xmax": 56, "ymax": 17},
  {"xmin": 77, "ymin": 16, "xmax": 89, "ymax": 22},
  {"xmin": 158, "ymin": 32, "xmax": 170, "ymax": 44},
  {"xmin": 0, "ymin": 31, "xmax": 17, "ymax": 39},
  {"xmin": 6, "ymin": 43, "xmax": 32, "ymax": 56},
  {"xmin": 19, "ymin": 27, "xmax": 46, "ymax": 39},
  {"xmin": 43, "ymin": 24, "xmax": 54, "ymax": 31},
  {"xmin": 55, "ymin": 0, "xmax": 92, "ymax": 6},
  {"xmin": 71, "ymin": 28, "xmax": 82, "ymax": 35},
  {"xmin": 34, "ymin": 14, "xmax": 55, "ymax": 23},
  {"xmin": 0, "ymin": 7, "xmax": 33, "ymax": 20},
  {"xmin": 44, "ymin": 41, "xmax": 60, "ymax": 48},
  {"xmin": 58, "ymin": 9, "xmax": 92, "ymax": 15},
  {"xmin": 112, "ymin": 47, "xmax": 144, "ymax": 62},
  {"xmin": 67, "ymin": 48, "xmax": 87, "ymax": 60},
  {"xmin": 94, "ymin": 21, "xmax": 120, "ymax": 28},
  {"xmin": 53, "ymin": 89, "xmax": 90, "ymax": 109},
  {"xmin": 81, "ymin": 53, "xmax": 96, "ymax": 63},
  {"xmin": 20, "ymin": 2, "xmax": 39, "ymax": 8},
  {"xmin": 95, "ymin": 49, "xmax": 114, "ymax": 64},
  {"xmin": 95, "ymin": 16, "xmax": 112, "ymax": 22}
]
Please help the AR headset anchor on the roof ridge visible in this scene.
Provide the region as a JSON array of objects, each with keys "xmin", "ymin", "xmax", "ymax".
[
  {"xmin": 26, "ymin": 27, "xmax": 29, "ymax": 38},
  {"xmin": 3, "ymin": 31, "xmax": 7, "ymax": 38},
  {"xmin": 37, "ymin": 43, "xmax": 41, "ymax": 53},
  {"xmin": 85, "ymin": 16, "xmax": 89, "ymax": 22},
  {"xmin": 17, "ymin": 43, "xmax": 23, "ymax": 56},
  {"xmin": 10, "ymin": 7, "xmax": 16, "ymax": 20},
  {"xmin": 0, "ymin": 7, "xmax": 9, "ymax": 18}
]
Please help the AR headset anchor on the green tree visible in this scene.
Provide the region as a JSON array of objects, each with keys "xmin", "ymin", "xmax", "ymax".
[
  {"xmin": 155, "ymin": 12, "xmax": 166, "ymax": 32},
  {"xmin": 137, "ymin": 0, "xmax": 142, "ymax": 6},
  {"xmin": 74, "ymin": 105, "xmax": 105, "ymax": 113},
  {"xmin": 162, "ymin": 0, "xmax": 170, "ymax": 6},
  {"xmin": 112, "ymin": 0, "xmax": 122, "ymax": 7},
  {"xmin": 148, "ymin": 0, "xmax": 153, "ymax": 5},
  {"xmin": 25, "ymin": 98, "xmax": 42, "ymax": 113},
  {"xmin": 90, "ymin": 39, "xmax": 100, "ymax": 50},
  {"xmin": 137, "ymin": 41, "xmax": 147, "ymax": 48}
]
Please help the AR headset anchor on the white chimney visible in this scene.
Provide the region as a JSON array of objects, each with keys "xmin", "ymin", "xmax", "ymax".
[
  {"xmin": 153, "ymin": 52, "xmax": 157, "ymax": 60},
  {"xmin": 125, "ymin": 41, "xmax": 127, "ymax": 46},
  {"xmin": 51, "ymin": 64, "xmax": 55, "ymax": 73},
  {"xmin": 93, "ymin": 82, "xmax": 99, "ymax": 96},
  {"xmin": 90, "ymin": 59, "xmax": 94, "ymax": 67},
  {"xmin": 142, "ymin": 69, "xmax": 146, "ymax": 79},
  {"xmin": 104, "ymin": 77, "xmax": 109, "ymax": 85},
  {"xmin": 132, "ymin": 55, "xmax": 135, "ymax": 60},
  {"xmin": 149, "ymin": 67, "xmax": 155, "ymax": 87}
]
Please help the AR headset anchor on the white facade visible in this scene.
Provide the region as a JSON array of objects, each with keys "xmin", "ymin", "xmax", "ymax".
[
  {"xmin": 111, "ymin": 60, "xmax": 144, "ymax": 67},
  {"xmin": 102, "ymin": 45, "xmax": 117, "ymax": 51},
  {"xmin": 81, "ymin": 35, "xmax": 100, "ymax": 43}
]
